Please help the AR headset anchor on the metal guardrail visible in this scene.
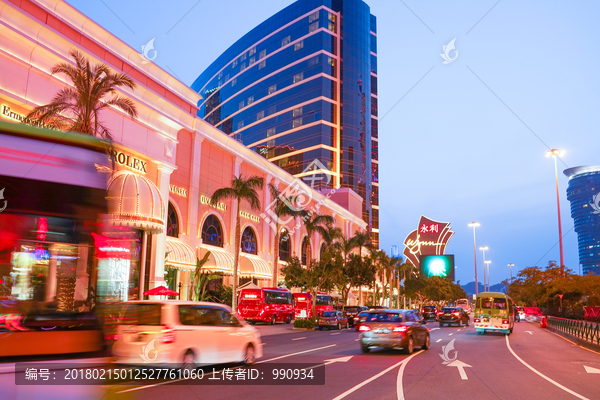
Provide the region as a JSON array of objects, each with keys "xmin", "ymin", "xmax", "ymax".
[{"xmin": 546, "ymin": 316, "xmax": 600, "ymax": 346}]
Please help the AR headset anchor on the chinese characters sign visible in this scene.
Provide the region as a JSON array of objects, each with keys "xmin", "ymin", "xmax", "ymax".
[{"xmin": 403, "ymin": 216, "xmax": 454, "ymax": 269}]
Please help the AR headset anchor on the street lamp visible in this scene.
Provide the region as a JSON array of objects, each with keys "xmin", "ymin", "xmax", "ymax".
[
  {"xmin": 479, "ymin": 246, "xmax": 488, "ymax": 292},
  {"xmin": 485, "ymin": 260, "xmax": 491, "ymax": 291},
  {"xmin": 546, "ymin": 149, "xmax": 565, "ymax": 277},
  {"xmin": 468, "ymin": 222, "xmax": 480, "ymax": 295},
  {"xmin": 508, "ymin": 264, "xmax": 514, "ymax": 284}
]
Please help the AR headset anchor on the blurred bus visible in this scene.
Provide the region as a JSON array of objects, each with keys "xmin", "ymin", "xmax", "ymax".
[
  {"xmin": 293, "ymin": 292, "xmax": 334, "ymax": 319},
  {"xmin": 456, "ymin": 298, "xmax": 471, "ymax": 312},
  {"xmin": 237, "ymin": 287, "xmax": 294, "ymax": 324},
  {"xmin": 0, "ymin": 121, "xmax": 109, "ymax": 357}
]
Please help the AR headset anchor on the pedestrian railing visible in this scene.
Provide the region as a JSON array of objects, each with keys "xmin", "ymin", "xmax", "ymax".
[{"xmin": 546, "ymin": 316, "xmax": 600, "ymax": 346}]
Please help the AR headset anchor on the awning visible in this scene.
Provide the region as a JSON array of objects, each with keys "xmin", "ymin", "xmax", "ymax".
[
  {"xmin": 199, "ymin": 244, "xmax": 235, "ymax": 275},
  {"xmin": 165, "ymin": 237, "xmax": 196, "ymax": 271},
  {"xmin": 240, "ymin": 254, "xmax": 272, "ymax": 279},
  {"xmin": 236, "ymin": 281, "xmax": 261, "ymax": 292},
  {"xmin": 106, "ymin": 171, "xmax": 165, "ymax": 233}
]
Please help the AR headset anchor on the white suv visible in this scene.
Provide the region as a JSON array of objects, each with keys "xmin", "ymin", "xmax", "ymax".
[{"xmin": 112, "ymin": 301, "xmax": 262, "ymax": 368}]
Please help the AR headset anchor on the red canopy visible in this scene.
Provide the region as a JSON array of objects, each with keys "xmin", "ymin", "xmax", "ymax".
[{"xmin": 143, "ymin": 286, "xmax": 179, "ymax": 296}]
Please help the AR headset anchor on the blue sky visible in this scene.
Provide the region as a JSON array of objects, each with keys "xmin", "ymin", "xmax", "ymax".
[{"xmin": 66, "ymin": 0, "xmax": 600, "ymax": 286}]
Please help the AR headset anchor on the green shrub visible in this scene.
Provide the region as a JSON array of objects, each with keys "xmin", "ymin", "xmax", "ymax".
[{"xmin": 293, "ymin": 318, "xmax": 314, "ymax": 329}]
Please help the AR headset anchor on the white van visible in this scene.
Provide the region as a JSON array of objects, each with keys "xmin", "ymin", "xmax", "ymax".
[{"xmin": 112, "ymin": 301, "xmax": 262, "ymax": 368}]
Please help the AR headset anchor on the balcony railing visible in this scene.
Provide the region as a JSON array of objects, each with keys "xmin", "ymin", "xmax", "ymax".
[{"xmin": 547, "ymin": 316, "xmax": 600, "ymax": 346}]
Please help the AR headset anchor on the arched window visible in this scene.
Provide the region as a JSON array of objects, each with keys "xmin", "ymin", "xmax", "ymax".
[
  {"xmin": 241, "ymin": 226, "xmax": 258, "ymax": 255},
  {"xmin": 279, "ymin": 229, "xmax": 291, "ymax": 261},
  {"xmin": 166, "ymin": 202, "xmax": 179, "ymax": 238},
  {"xmin": 320, "ymin": 242, "xmax": 327, "ymax": 258},
  {"xmin": 301, "ymin": 236, "xmax": 310, "ymax": 266},
  {"xmin": 201, "ymin": 215, "xmax": 223, "ymax": 247}
]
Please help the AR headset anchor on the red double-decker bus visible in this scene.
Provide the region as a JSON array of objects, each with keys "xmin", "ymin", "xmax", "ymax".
[
  {"xmin": 237, "ymin": 287, "xmax": 294, "ymax": 324},
  {"xmin": 293, "ymin": 292, "xmax": 334, "ymax": 319}
]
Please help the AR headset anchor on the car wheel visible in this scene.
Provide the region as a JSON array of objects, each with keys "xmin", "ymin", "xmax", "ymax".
[
  {"xmin": 244, "ymin": 344, "xmax": 255, "ymax": 365},
  {"xmin": 361, "ymin": 345, "xmax": 370, "ymax": 353},
  {"xmin": 439, "ymin": 322, "xmax": 444, "ymax": 327},
  {"xmin": 422, "ymin": 334, "xmax": 430, "ymax": 350},
  {"xmin": 404, "ymin": 336, "xmax": 414, "ymax": 354},
  {"xmin": 337, "ymin": 322, "xmax": 342, "ymax": 330},
  {"xmin": 465, "ymin": 319, "xmax": 469, "ymax": 327},
  {"xmin": 271, "ymin": 315, "xmax": 276, "ymax": 325},
  {"xmin": 181, "ymin": 350, "xmax": 196, "ymax": 372}
]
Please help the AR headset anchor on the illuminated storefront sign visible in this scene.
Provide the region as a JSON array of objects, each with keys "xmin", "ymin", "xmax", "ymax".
[
  {"xmin": 108, "ymin": 150, "xmax": 147, "ymax": 173},
  {"xmin": 1, "ymin": 104, "xmax": 45, "ymax": 127},
  {"xmin": 240, "ymin": 210, "xmax": 260, "ymax": 222},
  {"xmin": 200, "ymin": 195, "xmax": 227, "ymax": 210},
  {"xmin": 169, "ymin": 185, "xmax": 187, "ymax": 198},
  {"xmin": 403, "ymin": 216, "xmax": 454, "ymax": 270}
]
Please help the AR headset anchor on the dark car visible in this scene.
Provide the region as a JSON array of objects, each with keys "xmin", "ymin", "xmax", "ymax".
[
  {"xmin": 343, "ymin": 306, "xmax": 368, "ymax": 327},
  {"xmin": 410, "ymin": 309, "xmax": 427, "ymax": 324},
  {"xmin": 439, "ymin": 307, "xmax": 470, "ymax": 327},
  {"xmin": 359, "ymin": 310, "xmax": 430, "ymax": 354},
  {"xmin": 354, "ymin": 311, "xmax": 370, "ymax": 331},
  {"xmin": 422, "ymin": 305, "xmax": 439, "ymax": 321},
  {"xmin": 317, "ymin": 311, "xmax": 349, "ymax": 330}
]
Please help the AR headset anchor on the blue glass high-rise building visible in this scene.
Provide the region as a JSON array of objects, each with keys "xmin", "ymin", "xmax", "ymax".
[
  {"xmin": 564, "ymin": 166, "xmax": 600, "ymax": 275},
  {"xmin": 191, "ymin": 0, "xmax": 379, "ymax": 247}
]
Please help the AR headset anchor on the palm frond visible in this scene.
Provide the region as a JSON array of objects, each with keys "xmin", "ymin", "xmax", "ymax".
[{"xmin": 210, "ymin": 187, "xmax": 237, "ymax": 206}]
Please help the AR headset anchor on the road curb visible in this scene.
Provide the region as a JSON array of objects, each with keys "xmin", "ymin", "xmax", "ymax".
[{"xmin": 544, "ymin": 325, "xmax": 600, "ymax": 354}]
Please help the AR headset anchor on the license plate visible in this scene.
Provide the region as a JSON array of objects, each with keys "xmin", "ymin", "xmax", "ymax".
[
  {"xmin": 300, "ymin": 310, "xmax": 307, "ymax": 317},
  {"xmin": 374, "ymin": 328, "xmax": 390, "ymax": 334}
]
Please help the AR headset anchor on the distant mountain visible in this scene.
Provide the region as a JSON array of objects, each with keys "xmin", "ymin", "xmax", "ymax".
[{"xmin": 461, "ymin": 281, "xmax": 507, "ymax": 297}]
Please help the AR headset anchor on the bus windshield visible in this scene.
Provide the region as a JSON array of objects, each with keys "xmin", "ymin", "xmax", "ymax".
[
  {"xmin": 477, "ymin": 297, "xmax": 507, "ymax": 309},
  {"xmin": 316, "ymin": 295, "xmax": 333, "ymax": 306}
]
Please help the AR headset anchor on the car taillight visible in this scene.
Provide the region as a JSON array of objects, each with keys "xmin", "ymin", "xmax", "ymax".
[
  {"xmin": 392, "ymin": 326, "xmax": 407, "ymax": 333},
  {"xmin": 354, "ymin": 317, "xmax": 359, "ymax": 321},
  {"xmin": 474, "ymin": 318, "xmax": 480, "ymax": 323},
  {"xmin": 502, "ymin": 319, "xmax": 509, "ymax": 324},
  {"xmin": 160, "ymin": 326, "xmax": 176, "ymax": 344},
  {"xmin": 104, "ymin": 334, "xmax": 118, "ymax": 340},
  {"xmin": 359, "ymin": 325, "xmax": 371, "ymax": 332},
  {"xmin": 453, "ymin": 312, "xmax": 460, "ymax": 316}
]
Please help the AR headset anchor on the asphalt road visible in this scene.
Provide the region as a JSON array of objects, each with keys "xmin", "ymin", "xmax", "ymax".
[{"xmin": 4, "ymin": 319, "xmax": 600, "ymax": 400}]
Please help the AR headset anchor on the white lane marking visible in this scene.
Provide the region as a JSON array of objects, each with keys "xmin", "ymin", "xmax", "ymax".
[
  {"xmin": 292, "ymin": 337, "xmax": 306, "ymax": 340},
  {"xmin": 584, "ymin": 365, "xmax": 600, "ymax": 374},
  {"xmin": 257, "ymin": 344, "xmax": 336, "ymax": 364},
  {"xmin": 333, "ymin": 351, "xmax": 424, "ymax": 400},
  {"xmin": 355, "ymin": 339, "xmax": 360, "ymax": 341},
  {"xmin": 436, "ymin": 339, "xmax": 442, "ymax": 343},
  {"xmin": 447, "ymin": 360, "xmax": 472, "ymax": 380},
  {"xmin": 457, "ymin": 329, "xmax": 461, "ymax": 332},
  {"xmin": 324, "ymin": 356, "xmax": 353, "ymax": 365},
  {"xmin": 331, "ymin": 332, "xmax": 341, "ymax": 335},
  {"xmin": 429, "ymin": 328, "xmax": 440, "ymax": 331},
  {"xmin": 505, "ymin": 335, "xmax": 590, "ymax": 400},
  {"xmin": 525, "ymin": 331, "xmax": 533, "ymax": 335},
  {"xmin": 448, "ymin": 333, "xmax": 453, "ymax": 336},
  {"xmin": 396, "ymin": 351, "xmax": 426, "ymax": 400}
]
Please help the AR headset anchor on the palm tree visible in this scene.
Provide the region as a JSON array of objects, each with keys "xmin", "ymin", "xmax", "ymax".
[
  {"xmin": 352, "ymin": 230, "xmax": 372, "ymax": 305},
  {"xmin": 267, "ymin": 183, "xmax": 301, "ymax": 287},
  {"xmin": 210, "ymin": 174, "xmax": 264, "ymax": 311},
  {"xmin": 27, "ymin": 50, "xmax": 137, "ymax": 140},
  {"xmin": 301, "ymin": 212, "xmax": 335, "ymax": 268}
]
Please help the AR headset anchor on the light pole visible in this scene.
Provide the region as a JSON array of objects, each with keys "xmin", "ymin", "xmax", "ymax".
[
  {"xmin": 479, "ymin": 246, "xmax": 488, "ymax": 292},
  {"xmin": 468, "ymin": 222, "xmax": 480, "ymax": 295},
  {"xmin": 485, "ymin": 260, "xmax": 491, "ymax": 291},
  {"xmin": 546, "ymin": 149, "xmax": 565, "ymax": 277},
  {"xmin": 508, "ymin": 264, "xmax": 514, "ymax": 284}
]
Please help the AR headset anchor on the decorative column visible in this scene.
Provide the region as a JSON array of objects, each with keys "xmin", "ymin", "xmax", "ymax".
[
  {"xmin": 187, "ymin": 134, "xmax": 204, "ymax": 251},
  {"xmin": 149, "ymin": 162, "xmax": 177, "ymax": 291}
]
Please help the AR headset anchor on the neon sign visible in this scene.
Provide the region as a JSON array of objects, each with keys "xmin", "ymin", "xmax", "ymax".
[
  {"xmin": 403, "ymin": 216, "xmax": 454, "ymax": 269},
  {"xmin": 240, "ymin": 210, "xmax": 260, "ymax": 222}
]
